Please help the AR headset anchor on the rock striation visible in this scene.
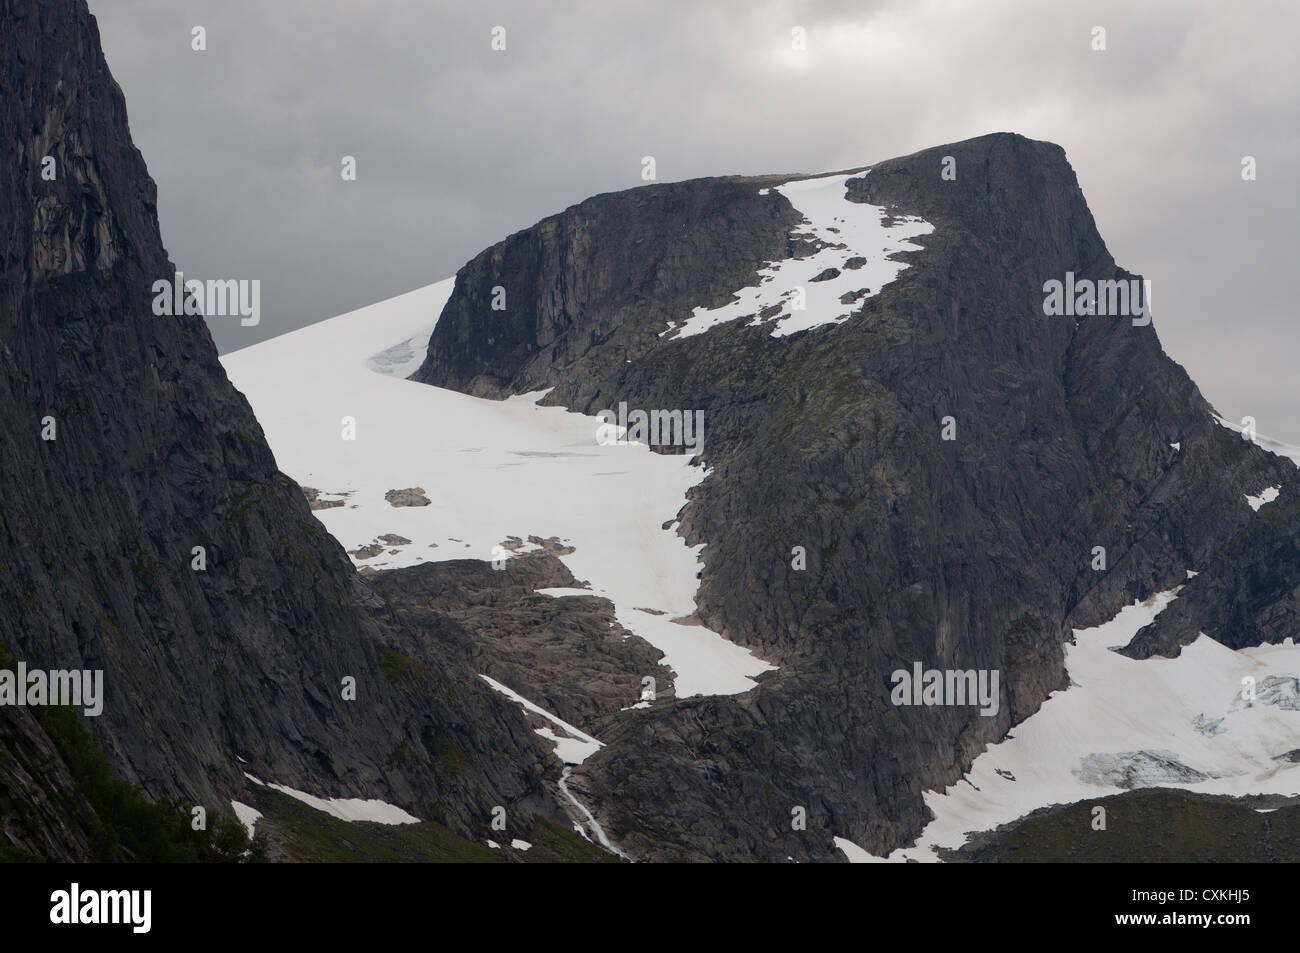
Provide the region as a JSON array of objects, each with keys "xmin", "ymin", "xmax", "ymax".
[{"xmin": 0, "ymin": 0, "xmax": 565, "ymax": 858}]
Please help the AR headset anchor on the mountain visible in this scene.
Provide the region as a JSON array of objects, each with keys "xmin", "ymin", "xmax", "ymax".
[
  {"xmin": 6, "ymin": 0, "xmax": 1298, "ymax": 865},
  {"xmin": 0, "ymin": 0, "xmax": 578, "ymax": 861},
  {"xmin": 402, "ymin": 132, "xmax": 1300, "ymax": 861}
]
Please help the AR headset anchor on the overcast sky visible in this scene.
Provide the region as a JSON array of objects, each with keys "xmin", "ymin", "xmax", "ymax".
[{"xmin": 88, "ymin": 0, "xmax": 1300, "ymax": 442}]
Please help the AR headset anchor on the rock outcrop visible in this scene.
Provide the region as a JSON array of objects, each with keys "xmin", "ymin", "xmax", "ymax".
[
  {"xmin": 368, "ymin": 555, "xmax": 676, "ymax": 731},
  {"xmin": 413, "ymin": 133, "xmax": 1300, "ymax": 860},
  {"xmin": 0, "ymin": 0, "xmax": 565, "ymax": 858}
]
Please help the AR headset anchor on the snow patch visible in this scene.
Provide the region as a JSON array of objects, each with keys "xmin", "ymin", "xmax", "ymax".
[
  {"xmin": 834, "ymin": 836, "xmax": 888, "ymax": 863},
  {"xmin": 231, "ymin": 801, "xmax": 262, "ymax": 839},
  {"xmin": 663, "ymin": 172, "xmax": 932, "ymax": 340},
  {"xmin": 479, "ymin": 674, "xmax": 603, "ymax": 765},
  {"xmin": 476, "ymin": 678, "xmax": 629, "ymax": 859},
  {"xmin": 1246, "ymin": 485, "xmax": 1280, "ymax": 511},
  {"xmin": 241, "ymin": 773, "xmax": 419, "ymax": 825}
]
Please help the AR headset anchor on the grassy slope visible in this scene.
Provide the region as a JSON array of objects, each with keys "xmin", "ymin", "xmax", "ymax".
[
  {"xmin": 245, "ymin": 782, "xmax": 620, "ymax": 863},
  {"xmin": 948, "ymin": 788, "xmax": 1300, "ymax": 862}
]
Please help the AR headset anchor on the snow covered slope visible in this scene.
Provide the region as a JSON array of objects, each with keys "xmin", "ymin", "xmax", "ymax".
[
  {"xmin": 1213, "ymin": 412, "xmax": 1300, "ymax": 468},
  {"xmin": 838, "ymin": 589, "xmax": 1300, "ymax": 862},
  {"xmin": 222, "ymin": 280, "xmax": 774, "ymax": 698}
]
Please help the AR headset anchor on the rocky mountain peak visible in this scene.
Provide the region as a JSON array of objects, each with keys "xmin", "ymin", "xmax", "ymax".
[{"xmin": 409, "ymin": 131, "xmax": 1300, "ymax": 860}]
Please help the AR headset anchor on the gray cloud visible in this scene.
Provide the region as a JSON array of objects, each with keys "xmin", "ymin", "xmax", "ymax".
[{"xmin": 88, "ymin": 0, "xmax": 1300, "ymax": 442}]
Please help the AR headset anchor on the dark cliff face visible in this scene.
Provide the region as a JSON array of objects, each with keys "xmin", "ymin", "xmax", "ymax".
[
  {"xmin": 0, "ymin": 0, "xmax": 561, "ymax": 856},
  {"xmin": 410, "ymin": 173, "xmax": 808, "ymax": 398},
  {"xmin": 1121, "ymin": 498, "xmax": 1300, "ymax": 659},
  {"xmin": 414, "ymin": 132, "xmax": 1300, "ymax": 860}
]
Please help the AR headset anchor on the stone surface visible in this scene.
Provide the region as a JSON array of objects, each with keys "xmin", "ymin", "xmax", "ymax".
[
  {"xmin": 0, "ymin": 0, "xmax": 565, "ymax": 859},
  {"xmin": 368, "ymin": 554, "xmax": 676, "ymax": 731},
  {"xmin": 385, "ymin": 487, "xmax": 431, "ymax": 507},
  {"xmin": 413, "ymin": 132, "xmax": 1300, "ymax": 861}
]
